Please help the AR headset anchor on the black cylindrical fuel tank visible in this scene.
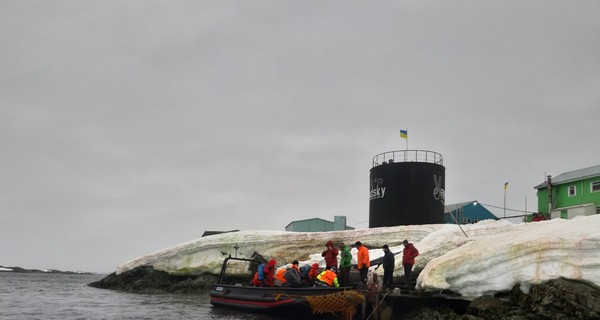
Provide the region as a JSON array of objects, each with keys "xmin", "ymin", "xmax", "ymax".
[{"xmin": 369, "ymin": 150, "xmax": 445, "ymax": 227}]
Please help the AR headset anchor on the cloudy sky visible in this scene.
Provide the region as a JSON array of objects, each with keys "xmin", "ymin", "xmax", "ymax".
[{"xmin": 1, "ymin": 1, "xmax": 599, "ymax": 273}]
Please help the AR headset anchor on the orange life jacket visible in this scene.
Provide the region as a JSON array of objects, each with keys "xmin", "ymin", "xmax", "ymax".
[
  {"xmin": 317, "ymin": 270, "xmax": 339, "ymax": 287},
  {"xmin": 275, "ymin": 268, "xmax": 287, "ymax": 284}
]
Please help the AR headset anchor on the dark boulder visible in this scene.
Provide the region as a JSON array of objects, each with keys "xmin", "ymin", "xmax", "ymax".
[
  {"xmin": 467, "ymin": 295, "xmax": 508, "ymax": 319},
  {"xmin": 404, "ymin": 278, "xmax": 600, "ymax": 320},
  {"xmin": 463, "ymin": 278, "xmax": 600, "ymax": 320},
  {"xmin": 88, "ymin": 266, "xmax": 218, "ymax": 293}
]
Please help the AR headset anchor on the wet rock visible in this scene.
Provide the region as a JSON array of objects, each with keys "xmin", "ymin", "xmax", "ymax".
[
  {"xmin": 405, "ymin": 278, "xmax": 600, "ymax": 320},
  {"xmin": 464, "ymin": 278, "xmax": 600, "ymax": 320},
  {"xmin": 403, "ymin": 305, "xmax": 474, "ymax": 320},
  {"xmin": 88, "ymin": 266, "xmax": 218, "ymax": 293},
  {"xmin": 466, "ymin": 296, "xmax": 505, "ymax": 319},
  {"xmin": 517, "ymin": 278, "xmax": 600, "ymax": 319}
]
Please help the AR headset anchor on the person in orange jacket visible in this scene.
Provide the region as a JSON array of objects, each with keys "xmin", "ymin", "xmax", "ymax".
[
  {"xmin": 402, "ymin": 240, "xmax": 419, "ymax": 287},
  {"xmin": 274, "ymin": 267, "xmax": 287, "ymax": 286},
  {"xmin": 355, "ymin": 241, "xmax": 370, "ymax": 284},
  {"xmin": 316, "ymin": 267, "xmax": 339, "ymax": 287}
]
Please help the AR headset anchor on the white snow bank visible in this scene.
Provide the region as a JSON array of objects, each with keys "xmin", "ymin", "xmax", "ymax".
[
  {"xmin": 116, "ymin": 214, "xmax": 600, "ymax": 298},
  {"xmin": 116, "ymin": 224, "xmax": 441, "ymax": 275},
  {"xmin": 416, "ymin": 214, "xmax": 600, "ymax": 297},
  {"xmin": 0, "ymin": 267, "xmax": 13, "ymax": 272}
]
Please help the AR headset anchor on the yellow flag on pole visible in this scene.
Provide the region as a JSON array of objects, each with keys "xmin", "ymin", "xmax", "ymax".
[{"xmin": 400, "ymin": 129, "xmax": 408, "ymax": 139}]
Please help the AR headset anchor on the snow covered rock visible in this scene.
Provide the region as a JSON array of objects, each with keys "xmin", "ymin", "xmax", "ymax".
[
  {"xmin": 416, "ymin": 214, "xmax": 600, "ymax": 297},
  {"xmin": 113, "ymin": 214, "xmax": 600, "ymax": 298},
  {"xmin": 116, "ymin": 224, "xmax": 440, "ymax": 276}
]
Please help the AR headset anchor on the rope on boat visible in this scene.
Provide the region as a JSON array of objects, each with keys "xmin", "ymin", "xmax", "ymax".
[
  {"xmin": 305, "ymin": 290, "xmax": 365, "ymax": 320},
  {"xmin": 274, "ymin": 290, "xmax": 365, "ymax": 320},
  {"xmin": 366, "ymin": 292, "xmax": 389, "ymax": 320}
]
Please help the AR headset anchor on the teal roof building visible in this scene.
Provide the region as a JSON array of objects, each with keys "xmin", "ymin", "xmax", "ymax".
[
  {"xmin": 285, "ymin": 216, "xmax": 355, "ymax": 232},
  {"xmin": 444, "ymin": 201, "xmax": 498, "ymax": 224}
]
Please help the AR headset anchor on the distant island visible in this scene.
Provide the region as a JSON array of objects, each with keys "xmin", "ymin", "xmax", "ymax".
[{"xmin": 0, "ymin": 265, "xmax": 94, "ymax": 274}]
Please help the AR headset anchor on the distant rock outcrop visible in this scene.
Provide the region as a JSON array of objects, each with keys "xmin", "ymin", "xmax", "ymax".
[{"xmin": 0, "ymin": 265, "xmax": 92, "ymax": 274}]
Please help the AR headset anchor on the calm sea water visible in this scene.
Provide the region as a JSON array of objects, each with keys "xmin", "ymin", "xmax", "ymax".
[{"xmin": 0, "ymin": 272, "xmax": 285, "ymax": 320}]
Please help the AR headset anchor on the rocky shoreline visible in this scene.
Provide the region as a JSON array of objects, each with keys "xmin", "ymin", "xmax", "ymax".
[
  {"xmin": 89, "ymin": 266, "xmax": 600, "ymax": 319},
  {"xmin": 88, "ymin": 266, "xmax": 218, "ymax": 293},
  {"xmin": 405, "ymin": 278, "xmax": 600, "ymax": 319}
]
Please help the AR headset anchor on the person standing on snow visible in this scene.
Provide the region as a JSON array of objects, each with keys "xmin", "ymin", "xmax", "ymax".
[
  {"xmin": 402, "ymin": 240, "xmax": 419, "ymax": 287},
  {"xmin": 382, "ymin": 244, "xmax": 395, "ymax": 291},
  {"xmin": 338, "ymin": 242, "xmax": 352, "ymax": 287},
  {"xmin": 322, "ymin": 240, "xmax": 339, "ymax": 270},
  {"xmin": 355, "ymin": 241, "xmax": 370, "ymax": 285}
]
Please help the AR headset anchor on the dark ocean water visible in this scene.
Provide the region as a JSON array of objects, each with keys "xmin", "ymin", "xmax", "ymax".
[{"xmin": 0, "ymin": 272, "xmax": 285, "ymax": 320}]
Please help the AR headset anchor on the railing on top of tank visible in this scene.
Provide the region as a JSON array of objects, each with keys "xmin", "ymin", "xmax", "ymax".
[{"xmin": 372, "ymin": 150, "xmax": 443, "ymax": 167}]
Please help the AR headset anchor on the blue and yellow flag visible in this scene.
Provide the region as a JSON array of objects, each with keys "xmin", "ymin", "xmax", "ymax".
[{"xmin": 400, "ymin": 129, "xmax": 408, "ymax": 139}]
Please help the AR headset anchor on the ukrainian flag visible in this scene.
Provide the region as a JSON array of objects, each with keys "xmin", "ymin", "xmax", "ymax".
[{"xmin": 400, "ymin": 129, "xmax": 408, "ymax": 139}]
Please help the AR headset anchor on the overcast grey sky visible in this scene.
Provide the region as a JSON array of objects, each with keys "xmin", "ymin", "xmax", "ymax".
[{"xmin": 1, "ymin": 1, "xmax": 599, "ymax": 273}]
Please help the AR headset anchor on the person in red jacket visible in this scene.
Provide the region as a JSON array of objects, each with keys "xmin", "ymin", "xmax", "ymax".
[
  {"xmin": 307, "ymin": 263, "xmax": 320, "ymax": 286},
  {"xmin": 321, "ymin": 240, "xmax": 339, "ymax": 270},
  {"xmin": 252, "ymin": 259, "xmax": 277, "ymax": 287},
  {"xmin": 402, "ymin": 240, "xmax": 419, "ymax": 287},
  {"xmin": 532, "ymin": 212, "xmax": 547, "ymax": 222},
  {"xmin": 263, "ymin": 259, "xmax": 277, "ymax": 286}
]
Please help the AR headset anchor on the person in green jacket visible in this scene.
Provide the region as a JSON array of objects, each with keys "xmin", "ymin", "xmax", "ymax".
[{"xmin": 338, "ymin": 242, "xmax": 352, "ymax": 287}]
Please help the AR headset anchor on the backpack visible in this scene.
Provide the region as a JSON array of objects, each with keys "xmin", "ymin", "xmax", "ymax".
[
  {"xmin": 257, "ymin": 263, "xmax": 265, "ymax": 281},
  {"xmin": 299, "ymin": 264, "xmax": 311, "ymax": 279},
  {"xmin": 284, "ymin": 267, "xmax": 301, "ymax": 287}
]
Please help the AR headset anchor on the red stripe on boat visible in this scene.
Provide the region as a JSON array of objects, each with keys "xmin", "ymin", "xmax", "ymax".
[{"xmin": 211, "ymin": 297, "xmax": 295, "ymax": 307}]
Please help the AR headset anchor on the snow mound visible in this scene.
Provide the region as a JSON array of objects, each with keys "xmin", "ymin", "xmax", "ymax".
[
  {"xmin": 416, "ymin": 215, "xmax": 600, "ymax": 297},
  {"xmin": 115, "ymin": 214, "xmax": 600, "ymax": 297}
]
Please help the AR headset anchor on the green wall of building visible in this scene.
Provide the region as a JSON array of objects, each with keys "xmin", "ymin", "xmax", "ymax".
[{"xmin": 537, "ymin": 176, "xmax": 600, "ymax": 215}]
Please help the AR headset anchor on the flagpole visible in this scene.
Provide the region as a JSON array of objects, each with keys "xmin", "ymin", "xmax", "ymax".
[
  {"xmin": 503, "ymin": 182, "xmax": 508, "ymax": 218},
  {"xmin": 504, "ymin": 188, "xmax": 506, "ymax": 218},
  {"xmin": 525, "ymin": 196, "xmax": 527, "ymax": 222}
]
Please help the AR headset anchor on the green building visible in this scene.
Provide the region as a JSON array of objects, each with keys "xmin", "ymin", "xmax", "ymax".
[
  {"xmin": 285, "ymin": 216, "xmax": 355, "ymax": 232},
  {"xmin": 534, "ymin": 165, "xmax": 600, "ymax": 219}
]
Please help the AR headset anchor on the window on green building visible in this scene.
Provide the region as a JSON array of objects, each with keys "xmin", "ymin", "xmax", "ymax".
[
  {"xmin": 568, "ymin": 185, "xmax": 576, "ymax": 197},
  {"xmin": 591, "ymin": 181, "xmax": 600, "ymax": 193}
]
